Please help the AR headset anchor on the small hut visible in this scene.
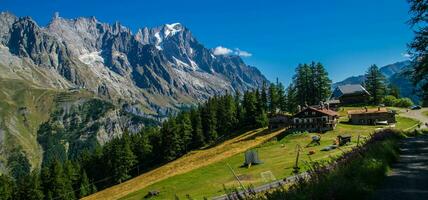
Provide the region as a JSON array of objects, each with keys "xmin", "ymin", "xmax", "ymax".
[{"xmin": 243, "ymin": 150, "xmax": 262, "ymax": 167}]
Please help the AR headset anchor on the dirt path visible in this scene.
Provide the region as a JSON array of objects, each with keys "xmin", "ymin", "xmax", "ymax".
[
  {"xmin": 398, "ymin": 108, "xmax": 428, "ymax": 129},
  {"xmin": 82, "ymin": 127, "xmax": 287, "ymax": 200},
  {"xmin": 372, "ymin": 134, "xmax": 428, "ymax": 200}
]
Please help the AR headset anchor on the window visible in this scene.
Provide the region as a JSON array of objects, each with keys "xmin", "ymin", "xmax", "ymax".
[
  {"xmin": 312, "ymin": 112, "xmax": 315, "ymax": 115},
  {"xmin": 305, "ymin": 112, "xmax": 308, "ymax": 116}
]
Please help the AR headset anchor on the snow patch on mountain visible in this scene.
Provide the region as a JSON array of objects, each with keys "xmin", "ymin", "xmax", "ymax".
[
  {"xmin": 79, "ymin": 51, "xmax": 104, "ymax": 65},
  {"xmin": 164, "ymin": 23, "xmax": 182, "ymax": 38},
  {"xmin": 154, "ymin": 32, "xmax": 163, "ymax": 50}
]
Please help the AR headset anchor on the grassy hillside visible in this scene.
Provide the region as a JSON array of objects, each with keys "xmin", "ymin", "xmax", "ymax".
[
  {"xmin": 119, "ymin": 109, "xmax": 419, "ymax": 199},
  {"xmin": 82, "ymin": 128, "xmax": 287, "ymax": 200},
  {"xmin": 0, "ymin": 78, "xmax": 58, "ymax": 173}
]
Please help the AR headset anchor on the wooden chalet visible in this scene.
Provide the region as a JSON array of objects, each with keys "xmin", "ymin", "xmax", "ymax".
[
  {"xmin": 347, "ymin": 107, "xmax": 396, "ymax": 125},
  {"xmin": 331, "ymin": 84, "xmax": 370, "ymax": 105},
  {"xmin": 292, "ymin": 107, "xmax": 339, "ymax": 132},
  {"xmin": 269, "ymin": 113, "xmax": 292, "ymax": 130}
]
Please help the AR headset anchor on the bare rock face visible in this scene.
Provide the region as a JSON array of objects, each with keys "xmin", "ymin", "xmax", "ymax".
[
  {"xmin": 0, "ymin": 12, "xmax": 269, "ymax": 173},
  {"xmin": 0, "ymin": 12, "xmax": 267, "ymax": 117}
]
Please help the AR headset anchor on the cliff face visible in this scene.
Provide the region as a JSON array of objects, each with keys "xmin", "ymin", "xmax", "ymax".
[{"xmin": 0, "ymin": 12, "xmax": 268, "ymax": 173}]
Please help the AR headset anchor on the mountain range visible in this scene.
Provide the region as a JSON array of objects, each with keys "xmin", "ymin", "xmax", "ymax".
[
  {"xmin": 0, "ymin": 12, "xmax": 266, "ymax": 173},
  {"xmin": 332, "ymin": 60, "xmax": 419, "ymax": 103}
]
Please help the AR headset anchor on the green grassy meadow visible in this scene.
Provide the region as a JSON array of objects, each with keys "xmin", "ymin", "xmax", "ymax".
[{"xmin": 122, "ymin": 108, "xmax": 419, "ymax": 200}]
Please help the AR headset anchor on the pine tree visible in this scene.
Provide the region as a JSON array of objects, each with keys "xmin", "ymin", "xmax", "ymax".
[
  {"xmin": 0, "ymin": 174, "xmax": 15, "ymax": 200},
  {"xmin": 108, "ymin": 133, "xmax": 137, "ymax": 183},
  {"xmin": 285, "ymin": 84, "xmax": 298, "ymax": 113},
  {"xmin": 161, "ymin": 117, "xmax": 183, "ymax": 161},
  {"xmin": 268, "ymin": 83, "xmax": 279, "ymax": 113},
  {"xmin": 313, "ymin": 62, "xmax": 332, "ymax": 103},
  {"xmin": 17, "ymin": 171, "xmax": 44, "ymax": 200},
  {"xmin": 408, "ymin": 0, "xmax": 428, "ymax": 106},
  {"xmin": 45, "ymin": 159, "xmax": 76, "ymax": 200},
  {"xmin": 260, "ymin": 82, "xmax": 269, "ymax": 111},
  {"xmin": 63, "ymin": 160, "xmax": 80, "ymax": 195},
  {"xmin": 387, "ymin": 83, "xmax": 400, "ymax": 98},
  {"xmin": 365, "ymin": 64, "xmax": 386, "ymax": 105},
  {"xmin": 190, "ymin": 109, "xmax": 205, "ymax": 148},
  {"xmin": 276, "ymin": 82, "xmax": 286, "ymax": 112},
  {"xmin": 293, "ymin": 64, "xmax": 313, "ymax": 106},
  {"xmin": 7, "ymin": 150, "xmax": 31, "ymax": 181},
  {"xmin": 131, "ymin": 132, "xmax": 153, "ymax": 169},
  {"xmin": 79, "ymin": 170, "xmax": 90, "ymax": 198},
  {"xmin": 178, "ymin": 112, "xmax": 193, "ymax": 153},
  {"xmin": 202, "ymin": 98, "xmax": 218, "ymax": 143},
  {"xmin": 234, "ymin": 91, "xmax": 244, "ymax": 127},
  {"xmin": 242, "ymin": 91, "xmax": 258, "ymax": 127}
]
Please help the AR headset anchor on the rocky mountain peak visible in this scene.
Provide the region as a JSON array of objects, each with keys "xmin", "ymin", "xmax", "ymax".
[{"xmin": 0, "ymin": 12, "xmax": 268, "ymax": 117}]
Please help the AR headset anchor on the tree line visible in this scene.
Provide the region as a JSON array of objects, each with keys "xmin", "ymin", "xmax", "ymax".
[
  {"xmin": 1, "ymin": 60, "xmax": 416, "ymax": 199},
  {"xmin": 364, "ymin": 64, "xmax": 414, "ymax": 107}
]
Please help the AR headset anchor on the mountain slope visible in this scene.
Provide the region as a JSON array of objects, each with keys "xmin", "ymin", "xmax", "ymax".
[
  {"xmin": 332, "ymin": 61, "xmax": 419, "ymax": 103},
  {"xmin": 0, "ymin": 12, "xmax": 267, "ymax": 174}
]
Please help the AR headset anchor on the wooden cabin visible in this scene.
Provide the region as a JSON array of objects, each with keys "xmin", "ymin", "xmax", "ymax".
[
  {"xmin": 269, "ymin": 113, "xmax": 292, "ymax": 130},
  {"xmin": 347, "ymin": 107, "xmax": 396, "ymax": 125},
  {"xmin": 331, "ymin": 84, "xmax": 370, "ymax": 105},
  {"xmin": 292, "ymin": 107, "xmax": 339, "ymax": 132}
]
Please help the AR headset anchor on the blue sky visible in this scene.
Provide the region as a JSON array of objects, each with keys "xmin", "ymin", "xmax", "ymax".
[{"xmin": 0, "ymin": 0, "xmax": 413, "ymax": 85}]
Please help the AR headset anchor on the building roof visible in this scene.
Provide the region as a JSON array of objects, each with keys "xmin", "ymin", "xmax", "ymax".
[
  {"xmin": 295, "ymin": 106, "xmax": 339, "ymax": 117},
  {"xmin": 331, "ymin": 84, "xmax": 370, "ymax": 99},
  {"xmin": 347, "ymin": 107, "xmax": 389, "ymax": 115}
]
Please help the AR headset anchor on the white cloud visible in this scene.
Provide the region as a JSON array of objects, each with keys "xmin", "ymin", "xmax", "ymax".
[
  {"xmin": 402, "ymin": 52, "xmax": 411, "ymax": 58},
  {"xmin": 235, "ymin": 48, "xmax": 252, "ymax": 57},
  {"xmin": 213, "ymin": 46, "xmax": 233, "ymax": 56},
  {"xmin": 213, "ymin": 46, "xmax": 252, "ymax": 57}
]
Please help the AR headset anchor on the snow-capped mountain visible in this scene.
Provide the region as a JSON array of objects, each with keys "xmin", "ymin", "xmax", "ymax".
[{"xmin": 0, "ymin": 12, "xmax": 267, "ymax": 116}]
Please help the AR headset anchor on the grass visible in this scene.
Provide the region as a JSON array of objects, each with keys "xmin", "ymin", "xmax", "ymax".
[
  {"xmin": 251, "ymin": 129, "xmax": 404, "ymax": 200},
  {"xmin": 82, "ymin": 127, "xmax": 287, "ymax": 200},
  {"xmin": 423, "ymin": 110, "xmax": 428, "ymax": 117},
  {"xmin": 116, "ymin": 108, "xmax": 419, "ymax": 200},
  {"xmin": 0, "ymin": 77, "xmax": 95, "ymax": 173}
]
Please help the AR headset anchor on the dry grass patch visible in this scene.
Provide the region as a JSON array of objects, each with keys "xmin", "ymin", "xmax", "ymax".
[{"xmin": 83, "ymin": 127, "xmax": 286, "ymax": 200}]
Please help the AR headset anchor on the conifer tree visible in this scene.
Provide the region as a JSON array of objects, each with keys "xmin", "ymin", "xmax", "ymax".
[
  {"xmin": 268, "ymin": 83, "xmax": 279, "ymax": 113},
  {"xmin": 177, "ymin": 112, "xmax": 193, "ymax": 153},
  {"xmin": 260, "ymin": 82, "xmax": 269, "ymax": 111},
  {"xmin": 365, "ymin": 64, "xmax": 386, "ymax": 104},
  {"xmin": 79, "ymin": 170, "xmax": 90, "ymax": 198},
  {"xmin": 17, "ymin": 171, "xmax": 44, "ymax": 200},
  {"xmin": 202, "ymin": 99, "xmax": 218, "ymax": 143},
  {"xmin": 313, "ymin": 62, "xmax": 332, "ymax": 103},
  {"xmin": 0, "ymin": 174, "xmax": 15, "ymax": 200},
  {"xmin": 190, "ymin": 109, "xmax": 205, "ymax": 148},
  {"xmin": 408, "ymin": 0, "xmax": 428, "ymax": 106}
]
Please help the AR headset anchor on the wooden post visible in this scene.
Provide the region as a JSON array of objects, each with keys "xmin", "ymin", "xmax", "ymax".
[
  {"xmin": 227, "ymin": 163, "xmax": 247, "ymax": 192},
  {"xmin": 293, "ymin": 144, "xmax": 301, "ymax": 174},
  {"xmin": 357, "ymin": 134, "xmax": 361, "ymax": 147}
]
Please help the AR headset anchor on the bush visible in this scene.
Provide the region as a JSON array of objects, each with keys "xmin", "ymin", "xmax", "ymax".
[
  {"xmin": 382, "ymin": 95, "xmax": 398, "ymax": 106},
  {"xmin": 393, "ymin": 98, "xmax": 413, "ymax": 108}
]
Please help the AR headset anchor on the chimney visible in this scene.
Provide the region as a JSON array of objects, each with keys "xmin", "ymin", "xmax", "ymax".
[
  {"xmin": 378, "ymin": 107, "xmax": 380, "ymax": 111},
  {"xmin": 326, "ymin": 103, "xmax": 330, "ymax": 110},
  {"xmin": 365, "ymin": 107, "xmax": 368, "ymax": 112}
]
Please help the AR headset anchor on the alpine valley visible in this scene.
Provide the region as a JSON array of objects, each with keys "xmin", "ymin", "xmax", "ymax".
[{"xmin": 0, "ymin": 12, "xmax": 267, "ymax": 173}]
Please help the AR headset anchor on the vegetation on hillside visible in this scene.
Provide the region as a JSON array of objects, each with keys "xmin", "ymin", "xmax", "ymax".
[
  {"xmin": 408, "ymin": 0, "xmax": 428, "ymax": 106},
  {"xmin": 246, "ymin": 129, "xmax": 417, "ymax": 200}
]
